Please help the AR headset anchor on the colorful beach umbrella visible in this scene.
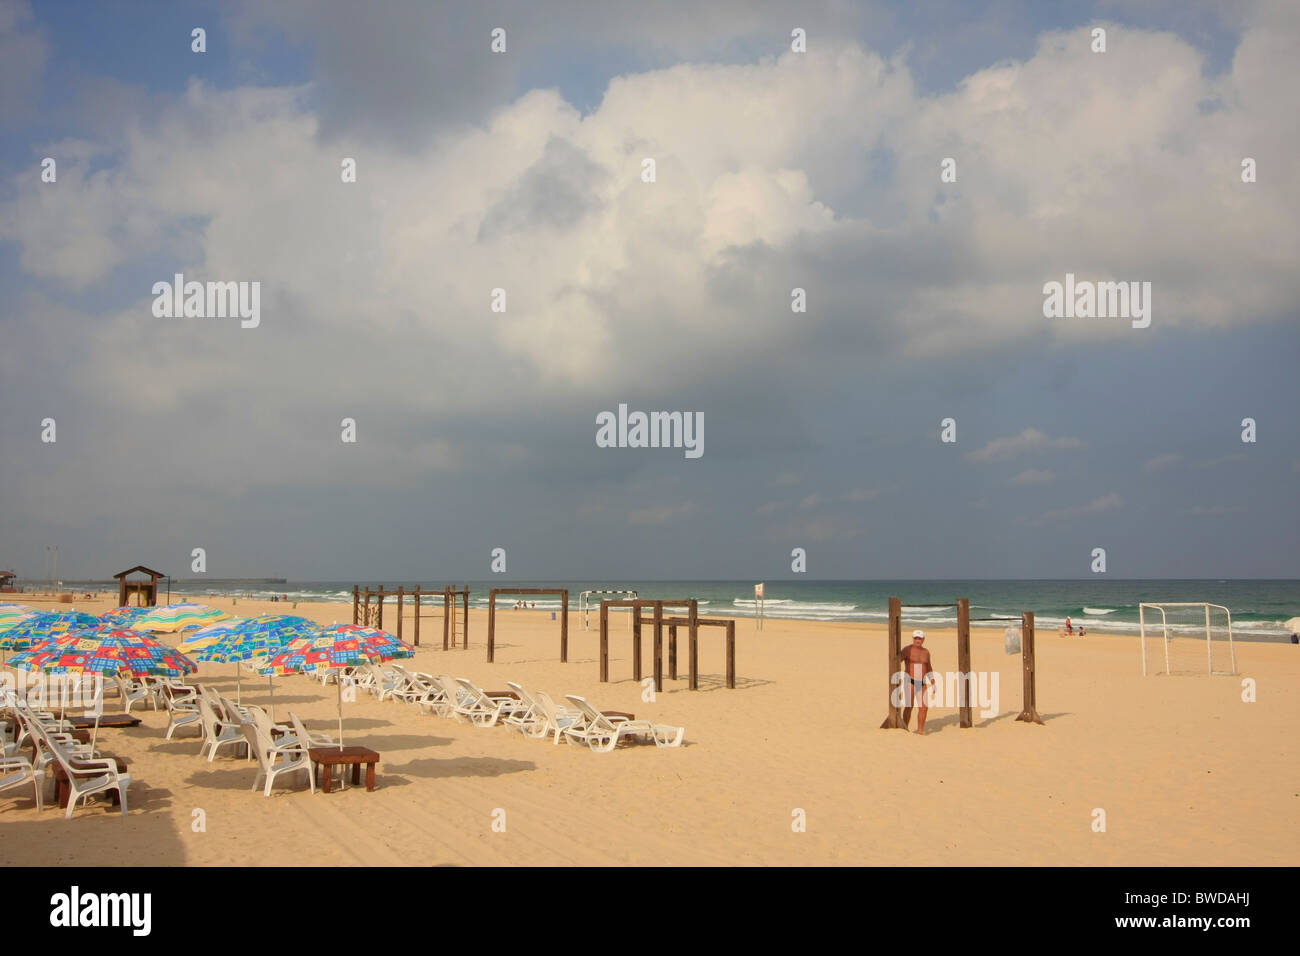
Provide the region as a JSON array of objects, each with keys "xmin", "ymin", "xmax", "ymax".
[
  {"xmin": 0, "ymin": 604, "xmax": 37, "ymax": 623},
  {"xmin": 0, "ymin": 610, "xmax": 101, "ymax": 653},
  {"xmin": 132, "ymin": 602, "xmax": 230, "ymax": 633},
  {"xmin": 101, "ymin": 606, "xmax": 153, "ymax": 625},
  {"xmin": 191, "ymin": 616, "xmax": 321, "ymax": 714},
  {"xmin": 10, "ymin": 626, "xmax": 197, "ymax": 750},
  {"xmin": 177, "ymin": 617, "xmax": 249, "ymax": 654},
  {"xmin": 259, "ymin": 624, "xmax": 414, "ymax": 748}
]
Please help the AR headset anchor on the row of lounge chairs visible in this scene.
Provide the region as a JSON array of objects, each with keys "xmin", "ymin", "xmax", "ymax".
[
  {"xmin": 0, "ymin": 697, "xmax": 131, "ymax": 818},
  {"xmin": 165, "ymin": 681, "xmax": 335, "ymax": 796},
  {"xmin": 361, "ymin": 665, "xmax": 684, "ymax": 752}
]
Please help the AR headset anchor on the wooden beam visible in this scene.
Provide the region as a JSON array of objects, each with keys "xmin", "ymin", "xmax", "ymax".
[
  {"xmin": 396, "ymin": 586, "xmax": 404, "ymax": 641},
  {"xmin": 632, "ymin": 603, "xmax": 642, "ymax": 682},
  {"xmin": 599, "ymin": 600, "xmax": 609, "ymax": 682},
  {"xmin": 487, "ymin": 589, "xmax": 497, "ymax": 662},
  {"xmin": 561, "ymin": 590, "xmax": 569, "ymax": 663},
  {"xmin": 1016, "ymin": 611, "xmax": 1043, "ymax": 724},
  {"xmin": 412, "ymin": 586, "xmax": 420, "ymax": 647},
  {"xmin": 957, "ymin": 597, "xmax": 972, "ymax": 728},
  {"xmin": 726, "ymin": 619, "xmax": 736, "ymax": 689},
  {"xmin": 443, "ymin": 587, "xmax": 451, "ymax": 651},
  {"xmin": 688, "ymin": 600, "xmax": 699, "ymax": 691},
  {"xmin": 653, "ymin": 601, "xmax": 663, "ymax": 693},
  {"xmin": 668, "ymin": 623, "xmax": 677, "ymax": 680},
  {"xmin": 881, "ymin": 596, "xmax": 903, "ymax": 728}
]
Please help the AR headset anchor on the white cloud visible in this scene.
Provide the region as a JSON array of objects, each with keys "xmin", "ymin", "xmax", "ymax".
[
  {"xmin": 1142, "ymin": 453, "xmax": 1182, "ymax": 474},
  {"xmin": 1035, "ymin": 493, "xmax": 1124, "ymax": 524},
  {"xmin": 967, "ymin": 428, "xmax": 1084, "ymax": 463},
  {"xmin": 1009, "ymin": 468, "xmax": 1056, "ymax": 486}
]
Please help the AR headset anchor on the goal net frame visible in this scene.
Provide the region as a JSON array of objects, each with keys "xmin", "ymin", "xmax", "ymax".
[
  {"xmin": 580, "ymin": 589, "xmax": 638, "ymax": 630},
  {"xmin": 1139, "ymin": 602, "xmax": 1237, "ymax": 676}
]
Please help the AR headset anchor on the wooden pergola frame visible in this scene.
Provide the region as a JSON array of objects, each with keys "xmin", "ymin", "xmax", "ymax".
[
  {"xmin": 599, "ymin": 599, "xmax": 737, "ymax": 692},
  {"xmin": 486, "ymin": 588, "xmax": 569, "ymax": 663},
  {"xmin": 352, "ymin": 585, "xmax": 470, "ymax": 649},
  {"xmin": 879, "ymin": 596, "xmax": 1041, "ymax": 730}
]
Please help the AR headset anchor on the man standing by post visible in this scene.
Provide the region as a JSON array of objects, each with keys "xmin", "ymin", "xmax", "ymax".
[{"xmin": 899, "ymin": 629, "xmax": 936, "ymax": 734}]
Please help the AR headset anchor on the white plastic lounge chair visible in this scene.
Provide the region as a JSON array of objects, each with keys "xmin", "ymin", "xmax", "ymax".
[
  {"xmin": 362, "ymin": 663, "xmax": 401, "ymax": 701},
  {"xmin": 240, "ymin": 723, "xmax": 315, "ymax": 797},
  {"xmin": 114, "ymin": 675, "xmax": 153, "ymax": 713},
  {"xmin": 415, "ymin": 675, "xmax": 455, "ymax": 717},
  {"xmin": 197, "ymin": 696, "xmax": 247, "ymax": 762},
  {"xmin": 449, "ymin": 677, "xmax": 526, "ymax": 728},
  {"xmin": 562, "ymin": 695, "xmax": 684, "ymax": 752},
  {"xmin": 0, "ymin": 752, "xmax": 43, "ymax": 811},
  {"xmin": 245, "ymin": 705, "xmax": 293, "ymax": 748},
  {"xmin": 530, "ymin": 690, "xmax": 583, "ymax": 745},
  {"xmin": 36, "ymin": 724, "xmax": 130, "ymax": 819},
  {"xmin": 390, "ymin": 669, "xmax": 436, "ymax": 705},
  {"xmin": 287, "ymin": 711, "xmax": 335, "ymax": 749},
  {"xmin": 163, "ymin": 682, "xmax": 201, "ymax": 740}
]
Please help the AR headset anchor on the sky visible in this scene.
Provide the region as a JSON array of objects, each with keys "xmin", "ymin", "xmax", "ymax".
[{"xmin": 0, "ymin": 0, "xmax": 1297, "ymax": 582}]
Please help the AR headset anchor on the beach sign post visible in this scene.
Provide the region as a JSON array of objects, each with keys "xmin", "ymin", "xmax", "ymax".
[{"xmin": 754, "ymin": 583, "xmax": 764, "ymax": 630}]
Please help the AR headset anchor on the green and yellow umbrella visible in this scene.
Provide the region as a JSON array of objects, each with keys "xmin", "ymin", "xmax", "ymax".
[{"xmin": 132, "ymin": 602, "xmax": 230, "ymax": 633}]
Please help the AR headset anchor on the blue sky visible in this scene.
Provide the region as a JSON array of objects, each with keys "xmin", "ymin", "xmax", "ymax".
[{"xmin": 1, "ymin": 0, "xmax": 1296, "ymax": 581}]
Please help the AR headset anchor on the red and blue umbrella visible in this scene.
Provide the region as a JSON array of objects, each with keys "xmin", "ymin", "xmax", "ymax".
[
  {"xmin": 259, "ymin": 624, "xmax": 413, "ymax": 747},
  {"xmin": 10, "ymin": 626, "xmax": 198, "ymax": 749}
]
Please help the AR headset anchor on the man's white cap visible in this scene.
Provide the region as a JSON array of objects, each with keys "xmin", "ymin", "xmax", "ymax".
[{"xmin": 912, "ymin": 629, "xmax": 925, "ymax": 639}]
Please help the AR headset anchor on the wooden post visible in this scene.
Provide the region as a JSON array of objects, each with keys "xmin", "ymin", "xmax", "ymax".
[
  {"xmin": 688, "ymin": 600, "xmax": 699, "ymax": 691},
  {"xmin": 957, "ymin": 597, "xmax": 972, "ymax": 728},
  {"xmin": 412, "ymin": 586, "xmax": 420, "ymax": 647},
  {"xmin": 443, "ymin": 587, "xmax": 451, "ymax": 651},
  {"xmin": 652, "ymin": 601, "xmax": 663, "ymax": 693},
  {"xmin": 487, "ymin": 589, "xmax": 496, "ymax": 663},
  {"xmin": 376, "ymin": 586, "xmax": 384, "ymax": 632},
  {"xmin": 881, "ymin": 596, "xmax": 903, "ymax": 728},
  {"xmin": 561, "ymin": 590, "xmax": 569, "ymax": 663},
  {"xmin": 599, "ymin": 600, "xmax": 609, "ymax": 682},
  {"xmin": 363, "ymin": 588, "xmax": 372, "ymax": 629},
  {"xmin": 668, "ymin": 624, "xmax": 678, "ymax": 680},
  {"xmin": 462, "ymin": 587, "xmax": 469, "ymax": 649},
  {"xmin": 352, "ymin": 585, "xmax": 360, "ymax": 626},
  {"xmin": 726, "ymin": 619, "xmax": 736, "ymax": 689},
  {"xmin": 632, "ymin": 607, "xmax": 642, "ymax": 682},
  {"xmin": 1016, "ymin": 611, "xmax": 1043, "ymax": 724},
  {"xmin": 396, "ymin": 586, "xmax": 404, "ymax": 641}
]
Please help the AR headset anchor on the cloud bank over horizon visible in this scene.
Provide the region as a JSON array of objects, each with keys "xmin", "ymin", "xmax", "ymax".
[{"xmin": 1, "ymin": 0, "xmax": 1296, "ymax": 581}]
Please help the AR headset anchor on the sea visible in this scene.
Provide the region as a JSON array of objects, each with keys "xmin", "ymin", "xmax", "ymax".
[{"xmin": 53, "ymin": 578, "xmax": 1300, "ymax": 642}]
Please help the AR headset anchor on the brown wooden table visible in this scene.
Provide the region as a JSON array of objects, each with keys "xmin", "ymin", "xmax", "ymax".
[
  {"xmin": 51, "ymin": 756, "xmax": 128, "ymax": 809},
  {"xmin": 64, "ymin": 714, "xmax": 142, "ymax": 729},
  {"xmin": 309, "ymin": 746, "xmax": 380, "ymax": 793}
]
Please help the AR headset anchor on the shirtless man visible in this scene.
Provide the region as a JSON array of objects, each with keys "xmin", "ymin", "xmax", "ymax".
[{"xmin": 899, "ymin": 629, "xmax": 936, "ymax": 734}]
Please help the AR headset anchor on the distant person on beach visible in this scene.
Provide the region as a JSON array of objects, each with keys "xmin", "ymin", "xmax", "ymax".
[
  {"xmin": 899, "ymin": 629, "xmax": 935, "ymax": 734},
  {"xmin": 1064, "ymin": 617, "xmax": 1073, "ymax": 635}
]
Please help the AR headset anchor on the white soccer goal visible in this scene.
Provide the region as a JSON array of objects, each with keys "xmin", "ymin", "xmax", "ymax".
[
  {"xmin": 1139, "ymin": 602, "xmax": 1237, "ymax": 676},
  {"xmin": 579, "ymin": 589, "xmax": 638, "ymax": 630}
]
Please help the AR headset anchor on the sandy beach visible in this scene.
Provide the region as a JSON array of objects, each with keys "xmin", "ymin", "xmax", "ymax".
[{"xmin": 1, "ymin": 593, "xmax": 1296, "ymax": 867}]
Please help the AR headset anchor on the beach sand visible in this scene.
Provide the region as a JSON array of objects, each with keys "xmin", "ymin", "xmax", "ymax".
[{"xmin": 2, "ymin": 594, "xmax": 1297, "ymax": 866}]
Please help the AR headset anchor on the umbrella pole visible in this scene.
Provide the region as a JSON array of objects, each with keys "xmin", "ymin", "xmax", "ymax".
[
  {"xmin": 90, "ymin": 711, "xmax": 102, "ymax": 753},
  {"xmin": 268, "ymin": 675, "xmax": 275, "ymax": 723},
  {"xmin": 236, "ymin": 665, "xmax": 242, "ymax": 705},
  {"xmin": 336, "ymin": 674, "xmax": 343, "ymax": 750}
]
